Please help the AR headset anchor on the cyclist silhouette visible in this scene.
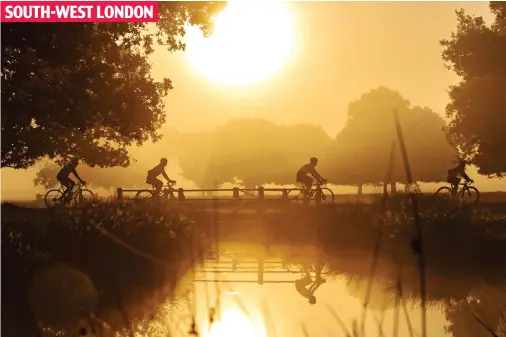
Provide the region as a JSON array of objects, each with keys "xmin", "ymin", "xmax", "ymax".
[
  {"xmin": 56, "ymin": 158, "xmax": 86, "ymax": 201},
  {"xmin": 146, "ymin": 158, "xmax": 175, "ymax": 196},
  {"xmin": 447, "ymin": 159, "xmax": 473, "ymax": 196},
  {"xmin": 295, "ymin": 264, "xmax": 326, "ymax": 305},
  {"xmin": 296, "ymin": 157, "xmax": 327, "ymax": 196}
]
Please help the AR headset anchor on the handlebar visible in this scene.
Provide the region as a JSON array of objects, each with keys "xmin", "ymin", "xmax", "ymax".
[
  {"xmin": 316, "ymin": 179, "xmax": 328, "ymax": 186},
  {"xmin": 167, "ymin": 180, "xmax": 177, "ymax": 187}
]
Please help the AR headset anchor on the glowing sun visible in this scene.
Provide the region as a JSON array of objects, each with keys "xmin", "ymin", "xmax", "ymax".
[
  {"xmin": 206, "ymin": 310, "xmax": 264, "ymax": 337},
  {"xmin": 185, "ymin": 0, "xmax": 294, "ymax": 84}
]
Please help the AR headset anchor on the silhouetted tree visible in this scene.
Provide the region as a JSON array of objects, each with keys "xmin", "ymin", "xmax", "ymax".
[
  {"xmin": 328, "ymin": 87, "xmax": 454, "ymax": 193},
  {"xmin": 202, "ymin": 119, "xmax": 332, "ymax": 188},
  {"xmin": 1, "ymin": 2, "xmax": 224, "ymax": 169},
  {"xmin": 441, "ymin": 3, "xmax": 506, "ymax": 177},
  {"xmin": 277, "ymin": 123, "xmax": 334, "ymax": 184}
]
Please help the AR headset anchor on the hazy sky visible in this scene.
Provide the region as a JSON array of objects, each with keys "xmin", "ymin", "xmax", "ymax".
[
  {"xmin": 150, "ymin": 1, "xmax": 494, "ymax": 136},
  {"xmin": 3, "ymin": 2, "xmax": 505, "ymax": 199}
]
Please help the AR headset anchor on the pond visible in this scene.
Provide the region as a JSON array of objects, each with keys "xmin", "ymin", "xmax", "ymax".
[{"xmin": 130, "ymin": 240, "xmax": 506, "ymax": 337}]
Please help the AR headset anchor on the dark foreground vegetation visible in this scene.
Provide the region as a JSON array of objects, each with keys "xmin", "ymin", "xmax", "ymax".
[
  {"xmin": 2, "ymin": 195, "xmax": 506, "ymax": 336},
  {"xmin": 1, "ymin": 201, "xmax": 207, "ymax": 337}
]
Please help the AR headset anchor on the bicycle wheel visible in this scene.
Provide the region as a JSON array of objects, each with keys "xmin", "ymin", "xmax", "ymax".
[
  {"xmin": 459, "ymin": 186, "xmax": 480, "ymax": 204},
  {"xmin": 435, "ymin": 186, "xmax": 453, "ymax": 199},
  {"xmin": 135, "ymin": 190, "xmax": 154, "ymax": 200},
  {"xmin": 74, "ymin": 189, "xmax": 95, "ymax": 205},
  {"xmin": 44, "ymin": 189, "xmax": 64, "ymax": 208},
  {"xmin": 319, "ymin": 188, "xmax": 335, "ymax": 204},
  {"xmin": 287, "ymin": 188, "xmax": 311, "ymax": 204}
]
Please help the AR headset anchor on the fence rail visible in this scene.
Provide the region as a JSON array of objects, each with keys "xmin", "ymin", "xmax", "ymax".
[{"xmin": 116, "ymin": 186, "xmax": 327, "ymax": 204}]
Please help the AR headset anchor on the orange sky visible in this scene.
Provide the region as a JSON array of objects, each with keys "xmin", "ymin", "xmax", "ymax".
[
  {"xmin": 149, "ymin": 1, "xmax": 495, "ymax": 136},
  {"xmin": 2, "ymin": 1, "xmax": 505, "ymax": 199}
]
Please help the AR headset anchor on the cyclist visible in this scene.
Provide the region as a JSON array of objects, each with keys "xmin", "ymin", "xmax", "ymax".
[
  {"xmin": 146, "ymin": 158, "xmax": 176, "ymax": 196},
  {"xmin": 56, "ymin": 157, "xmax": 86, "ymax": 201},
  {"xmin": 296, "ymin": 157, "xmax": 327, "ymax": 196},
  {"xmin": 295, "ymin": 265, "xmax": 325, "ymax": 305},
  {"xmin": 447, "ymin": 159, "xmax": 473, "ymax": 196}
]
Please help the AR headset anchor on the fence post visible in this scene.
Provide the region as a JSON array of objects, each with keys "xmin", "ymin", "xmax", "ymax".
[
  {"xmin": 258, "ymin": 186, "xmax": 265, "ymax": 200},
  {"xmin": 117, "ymin": 188, "xmax": 123, "ymax": 201},
  {"xmin": 257, "ymin": 258, "xmax": 264, "ymax": 285},
  {"xmin": 177, "ymin": 188, "xmax": 185, "ymax": 202},
  {"xmin": 233, "ymin": 187, "xmax": 240, "ymax": 199},
  {"xmin": 315, "ymin": 189, "xmax": 322, "ymax": 205},
  {"xmin": 282, "ymin": 189, "xmax": 289, "ymax": 203}
]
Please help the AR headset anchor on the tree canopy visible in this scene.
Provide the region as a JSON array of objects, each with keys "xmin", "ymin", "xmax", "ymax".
[
  {"xmin": 441, "ymin": 3, "xmax": 506, "ymax": 177},
  {"xmin": 1, "ymin": 2, "xmax": 224, "ymax": 169},
  {"xmin": 205, "ymin": 119, "xmax": 333, "ymax": 188},
  {"xmin": 169, "ymin": 118, "xmax": 332, "ymax": 188},
  {"xmin": 328, "ymin": 87, "xmax": 455, "ymax": 187}
]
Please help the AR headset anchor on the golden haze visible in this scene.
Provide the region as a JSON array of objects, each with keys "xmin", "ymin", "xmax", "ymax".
[{"xmin": 1, "ymin": 1, "xmax": 505, "ymax": 200}]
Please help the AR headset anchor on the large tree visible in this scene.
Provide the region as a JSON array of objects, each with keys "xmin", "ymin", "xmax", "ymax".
[
  {"xmin": 172, "ymin": 119, "xmax": 333, "ymax": 188},
  {"xmin": 328, "ymin": 87, "xmax": 455, "ymax": 193},
  {"xmin": 204, "ymin": 118, "xmax": 333, "ymax": 188},
  {"xmin": 1, "ymin": 2, "xmax": 224, "ymax": 169},
  {"xmin": 441, "ymin": 3, "xmax": 506, "ymax": 177}
]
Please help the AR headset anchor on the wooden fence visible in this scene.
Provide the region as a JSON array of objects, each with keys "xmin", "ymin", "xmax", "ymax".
[{"xmin": 116, "ymin": 186, "xmax": 326, "ymax": 204}]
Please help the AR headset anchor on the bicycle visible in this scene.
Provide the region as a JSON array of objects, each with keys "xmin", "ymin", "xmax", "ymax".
[
  {"xmin": 288, "ymin": 180, "xmax": 335, "ymax": 204},
  {"xmin": 283, "ymin": 263, "xmax": 331, "ymax": 275},
  {"xmin": 44, "ymin": 182, "xmax": 95, "ymax": 208},
  {"xmin": 135, "ymin": 180, "xmax": 178, "ymax": 200},
  {"xmin": 435, "ymin": 180, "xmax": 480, "ymax": 204}
]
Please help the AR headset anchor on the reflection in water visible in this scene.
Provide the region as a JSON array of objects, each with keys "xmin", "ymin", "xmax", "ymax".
[
  {"xmin": 205, "ymin": 310, "xmax": 265, "ymax": 337},
  {"xmin": 123, "ymin": 242, "xmax": 506, "ymax": 337}
]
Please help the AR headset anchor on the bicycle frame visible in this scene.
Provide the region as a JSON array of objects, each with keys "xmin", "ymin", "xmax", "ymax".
[
  {"xmin": 60, "ymin": 183, "xmax": 84, "ymax": 198},
  {"xmin": 457, "ymin": 182, "xmax": 473, "ymax": 197},
  {"xmin": 152, "ymin": 181, "xmax": 177, "ymax": 199},
  {"xmin": 302, "ymin": 182, "xmax": 326, "ymax": 198}
]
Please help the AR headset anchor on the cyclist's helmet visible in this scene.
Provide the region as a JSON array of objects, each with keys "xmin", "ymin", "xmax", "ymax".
[
  {"xmin": 310, "ymin": 157, "xmax": 318, "ymax": 164},
  {"xmin": 160, "ymin": 157, "xmax": 168, "ymax": 165},
  {"xmin": 69, "ymin": 157, "xmax": 79, "ymax": 165}
]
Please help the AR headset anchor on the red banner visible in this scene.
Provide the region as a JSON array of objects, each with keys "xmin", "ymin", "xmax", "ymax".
[{"xmin": 1, "ymin": 1, "xmax": 158, "ymax": 22}]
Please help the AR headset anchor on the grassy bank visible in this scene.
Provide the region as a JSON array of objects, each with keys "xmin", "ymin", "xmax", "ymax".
[{"xmin": 1, "ymin": 201, "xmax": 206, "ymax": 337}]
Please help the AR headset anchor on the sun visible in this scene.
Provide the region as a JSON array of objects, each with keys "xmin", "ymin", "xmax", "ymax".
[
  {"xmin": 206, "ymin": 310, "xmax": 265, "ymax": 337},
  {"xmin": 185, "ymin": 0, "xmax": 294, "ymax": 85}
]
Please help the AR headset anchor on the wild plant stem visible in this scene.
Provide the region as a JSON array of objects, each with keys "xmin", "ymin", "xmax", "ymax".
[{"xmin": 393, "ymin": 108, "xmax": 427, "ymax": 337}]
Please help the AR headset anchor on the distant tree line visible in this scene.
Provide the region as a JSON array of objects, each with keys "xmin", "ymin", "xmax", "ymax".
[
  {"xmin": 170, "ymin": 87, "xmax": 455, "ymax": 193},
  {"xmin": 35, "ymin": 87, "xmax": 456, "ymax": 193}
]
